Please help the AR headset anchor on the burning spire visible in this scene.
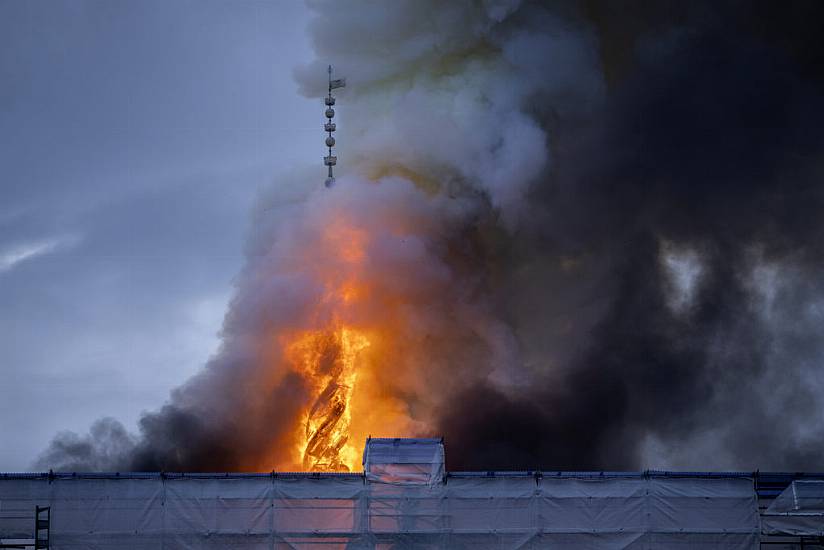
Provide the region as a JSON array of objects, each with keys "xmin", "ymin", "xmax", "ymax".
[
  {"xmin": 290, "ymin": 327, "xmax": 370, "ymax": 471},
  {"xmin": 323, "ymin": 65, "xmax": 346, "ymax": 188}
]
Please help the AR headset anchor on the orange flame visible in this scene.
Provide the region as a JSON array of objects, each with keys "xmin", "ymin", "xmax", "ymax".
[
  {"xmin": 286, "ymin": 326, "xmax": 370, "ymax": 471},
  {"xmin": 275, "ymin": 211, "xmax": 379, "ymax": 472},
  {"xmin": 264, "ymin": 201, "xmax": 425, "ymax": 472}
]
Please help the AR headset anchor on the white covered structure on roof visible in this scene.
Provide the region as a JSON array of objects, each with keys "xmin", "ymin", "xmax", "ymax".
[{"xmin": 363, "ymin": 437, "xmax": 445, "ymax": 486}]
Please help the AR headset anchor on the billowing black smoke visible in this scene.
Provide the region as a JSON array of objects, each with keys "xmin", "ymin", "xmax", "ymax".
[
  {"xmin": 37, "ymin": 0, "xmax": 824, "ymax": 473},
  {"xmin": 439, "ymin": 0, "xmax": 824, "ymax": 470}
]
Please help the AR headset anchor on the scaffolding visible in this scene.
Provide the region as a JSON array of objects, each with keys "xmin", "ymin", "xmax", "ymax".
[
  {"xmin": 0, "ymin": 471, "xmax": 760, "ymax": 549},
  {"xmin": 1, "ymin": 440, "xmax": 822, "ymax": 549},
  {"xmin": 0, "ymin": 505, "xmax": 49, "ymax": 549}
]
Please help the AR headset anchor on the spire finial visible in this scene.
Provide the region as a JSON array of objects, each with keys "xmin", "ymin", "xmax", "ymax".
[{"xmin": 323, "ymin": 66, "xmax": 346, "ymax": 188}]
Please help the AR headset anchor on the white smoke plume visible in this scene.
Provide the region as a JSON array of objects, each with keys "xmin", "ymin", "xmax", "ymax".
[{"xmin": 295, "ymin": 0, "xmax": 603, "ymax": 226}]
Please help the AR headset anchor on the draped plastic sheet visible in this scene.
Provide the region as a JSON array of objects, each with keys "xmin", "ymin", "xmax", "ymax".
[
  {"xmin": 0, "ymin": 475, "xmax": 758, "ymax": 549},
  {"xmin": 363, "ymin": 439, "xmax": 445, "ymax": 486},
  {"xmin": 762, "ymin": 480, "xmax": 824, "ymax": 536}
]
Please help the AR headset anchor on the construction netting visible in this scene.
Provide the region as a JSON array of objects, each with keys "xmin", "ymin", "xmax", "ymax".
[{"xmin": 0, "ymin": 472, "xmax": 759, "ymax": 549}]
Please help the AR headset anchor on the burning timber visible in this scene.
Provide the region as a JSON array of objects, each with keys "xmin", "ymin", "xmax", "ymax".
[{"xmin": 288, "ymin": 327, "xmax": 369, "ymax": 472}]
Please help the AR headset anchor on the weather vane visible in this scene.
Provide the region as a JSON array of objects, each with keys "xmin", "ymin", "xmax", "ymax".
[{"xmin": 324, "ymin": 65, "xmax": 346, "ymax": 188}]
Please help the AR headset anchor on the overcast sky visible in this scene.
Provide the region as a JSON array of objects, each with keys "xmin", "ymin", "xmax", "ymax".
[{"xmin": 0, "ymin": 0, "xmax": 317, "ymax": 470}]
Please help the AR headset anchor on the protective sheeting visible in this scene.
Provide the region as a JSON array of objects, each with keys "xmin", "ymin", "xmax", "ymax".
[
  {"xmin": 363, "ymin": 438, "xmax": 444, "ymax": 486},
  {"xmin": 0, "ymin": 473, "xmax": 759, "ymax": 549},
  {"xmin": 762, "ymin": 480, "xmax": 824, "ymax": 536}
]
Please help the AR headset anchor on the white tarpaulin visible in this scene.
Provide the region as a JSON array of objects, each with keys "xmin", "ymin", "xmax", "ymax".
[
  {"xmin": 363, "ymin": 438, "xmax": 444, "ymax": 486},
  {"xmin": 762, "ymin": 480, "xmax": 824, "ymax": 536},
  {"xmin": 0, "ymin": 472, "xmax": 759, "ymax": 549}
]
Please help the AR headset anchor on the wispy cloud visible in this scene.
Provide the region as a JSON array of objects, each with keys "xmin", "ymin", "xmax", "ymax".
[{"xmin": 0, "ymin": 236, "xmax": 80, "ymax": 273}]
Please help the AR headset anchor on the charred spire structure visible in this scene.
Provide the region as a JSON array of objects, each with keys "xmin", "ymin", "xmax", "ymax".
[
  {"xmin": 296, "ymin": 328, "xmax": 369, "ymax": 472},
  {"xmin": 323, "ymin": 65, "xmax": 345, "ymax": 188}
]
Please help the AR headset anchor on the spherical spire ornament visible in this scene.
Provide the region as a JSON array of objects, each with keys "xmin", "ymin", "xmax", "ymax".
[
  {"xmin": 325, "ymin": 108, "xmax": 335, "ymax": 119},
  {"xmin": 325, "ymin": 136, "xmax": 335, "ymax": 147}
]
